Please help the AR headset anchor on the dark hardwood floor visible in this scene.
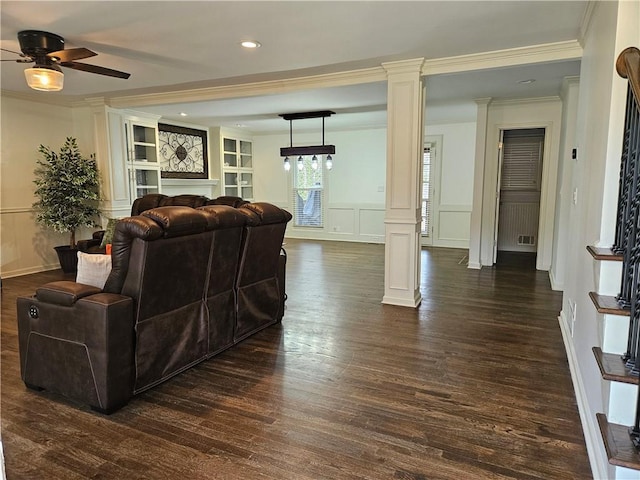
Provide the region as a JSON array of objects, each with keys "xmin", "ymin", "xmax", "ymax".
[{"xmin": 1, "ymin": 240, "xmax": 592, "ymax": 479}]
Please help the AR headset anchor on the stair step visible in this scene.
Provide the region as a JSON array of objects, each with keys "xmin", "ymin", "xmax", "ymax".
[
  {"xmin": 593, "ymin": 347, "xmax": 639, "ymax": 384},
  {"xmin": 589, "ymin": 292, "xmax": 630, "ymax": 316},
  {"xmin": 597, "ymin": 413, "xmax": 640, "ymax": 470},
  {"xmin": 586, "ymin": 245, "xmax": 623, "ymax": 261}
]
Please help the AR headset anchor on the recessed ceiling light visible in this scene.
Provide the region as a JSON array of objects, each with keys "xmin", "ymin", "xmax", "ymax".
[
  {"xmin": 240, "ymin": 40, "xmax": 261, "ymax": 49},
  {"xmin": 235, "ymin": 123, "xmax": 247, "ymax": 128},
  {"xmin": 518, "ymin": 79, "xmax": 536, "ymax": 85},
  {"xmin": 179, "ymin": 112, "xmax": 188, "ymax": 116}
]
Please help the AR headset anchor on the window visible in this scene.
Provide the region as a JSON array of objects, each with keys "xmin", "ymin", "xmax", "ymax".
[
  {"xmin": 293, "ymin": 156, "xmax": 324, "ymax": 227},
  {"xmin": 421, "ymin": 145, "xmax": 432, "ymax": 236}
]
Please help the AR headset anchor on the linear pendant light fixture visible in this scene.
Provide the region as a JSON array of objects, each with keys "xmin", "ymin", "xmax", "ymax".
[{"xmin": 280, "ymin": 110, "xmax": 335, "ymax": 171}]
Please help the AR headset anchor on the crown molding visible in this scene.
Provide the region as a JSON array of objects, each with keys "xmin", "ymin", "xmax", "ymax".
[
  {"xmin": 382, "ymin": 58, "xmax": 426, "ymax": 76},
  {"xmin": 490, "ymin": 95, "xmax": 561, "ymax": 106},
  {"xmin": 563, "ymin": 76, "xmax": 580, "ymax": 87},
  {"xmin": 106, "ymin": 66, "xmax": 387, "ymax": 109},
  {"xmin": 7, "ymin": 40, "xmax": 582, "ymax": 112},
  {"xmin": 423, "ymin": 40, "xmax": 583, "ymax": 76},
  {"xmin": 0, "ymin": 89, "xmax": 74, "ymax": 107},
  {"xmin": 474, "ymin": 97, "xmax": 493, "ymax": 106},
  {"xmin": 579, "ymin": 1, "xmax": 597, "ymax": 45}
]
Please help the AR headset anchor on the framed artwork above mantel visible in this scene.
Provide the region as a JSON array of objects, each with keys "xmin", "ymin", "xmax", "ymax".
[{"xmin": 158, "ymin": 123, "xmax": 209, "ymax": 179}]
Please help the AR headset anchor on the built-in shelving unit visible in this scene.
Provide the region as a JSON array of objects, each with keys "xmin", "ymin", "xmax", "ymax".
[
  {"xmin": 221, "ymin": 136, "xmax": 253, "ymax": 200},
  {"xmin": 125, "ymin": 118, "xmax": 161, "ymax": 200}
]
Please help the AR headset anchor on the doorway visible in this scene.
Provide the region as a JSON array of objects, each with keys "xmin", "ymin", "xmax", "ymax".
[{"xmin": 494, "ymin": 128, "xmax": 545, "ymax": 268}]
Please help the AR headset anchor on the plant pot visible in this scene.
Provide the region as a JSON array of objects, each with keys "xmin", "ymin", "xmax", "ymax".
[{"xmin": 54, "ymin": 245, "xmax": 79, "ymax": 273}]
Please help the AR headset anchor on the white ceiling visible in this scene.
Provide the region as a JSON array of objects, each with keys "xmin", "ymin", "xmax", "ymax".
[{"xmin": 0, "ymin": 1, "xmax": 586, "ymax": 132}]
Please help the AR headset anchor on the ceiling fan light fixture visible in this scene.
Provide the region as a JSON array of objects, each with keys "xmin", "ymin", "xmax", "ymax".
[{"xmin": 24, "ymin": 65, "xmax": 64, "ymax": 92}]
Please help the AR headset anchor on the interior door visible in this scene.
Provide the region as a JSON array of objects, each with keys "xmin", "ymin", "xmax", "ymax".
[
  {"xmin": 492, "ymin": 131, "xmax": 505, "ymax": 263},
  {"xmin": 496, "ymin": 128, "xmax": 545, "ymax": 257}
]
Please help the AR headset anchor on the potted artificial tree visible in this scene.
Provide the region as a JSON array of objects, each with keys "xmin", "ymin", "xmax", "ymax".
[{"xmin": 33, "ymin": 137, "xmax": 101, "ymax": 273}]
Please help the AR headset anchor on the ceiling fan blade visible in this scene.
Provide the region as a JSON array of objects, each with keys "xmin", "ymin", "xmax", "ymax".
[
  {"xmin": 0, "ymin": 47, "xmax": 25, "ymax": 56},
  {"xmin": 60, "ymin": 61, "xmax": 130, "ymax": 79},
  {"xmin": 48, "ymin": 47, "xmax": 96, "ymax": 62}
]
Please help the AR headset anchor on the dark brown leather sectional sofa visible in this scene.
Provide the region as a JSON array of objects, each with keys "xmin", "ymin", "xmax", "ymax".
[{"xmin": 16, "ymin": 198, "xmax": 292, "ymax": 413}]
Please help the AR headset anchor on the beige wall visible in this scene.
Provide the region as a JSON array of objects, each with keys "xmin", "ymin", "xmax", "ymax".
[{"xmin": 1, "ymin": 95, "xmax": 95, "ymax": 277}]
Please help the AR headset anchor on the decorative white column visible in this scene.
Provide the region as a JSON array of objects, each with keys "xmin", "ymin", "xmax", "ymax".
[
  {"xmin": 468, "ymin": 97, "xmax": 491, "ymax": 269},
  {"xmin": 382, "ymin": 59, "xmax": 425, "ymax": 307}
]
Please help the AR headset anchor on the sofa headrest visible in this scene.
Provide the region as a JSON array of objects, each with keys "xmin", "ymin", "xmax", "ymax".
[
  {"xmin": 141, "ymin": 206, "xmax": 209, "ymax": 238},
  {"xmin": 206, "ymin": 196, "xmax": 249, "ymax": 208},
  {"xmin": 237, "ymin": 202, "xmax": 293, "ymax": 226},
  {"xmin": 197, "ymin": 205, "xmax": 248, "ymax": 229},
  {"xmin": 159, "ymin": 194, "xmax": 209, "ymax": 209},
  {"xmin": 114, "ymin": 216, "xmax": 164, "ymax": 242},
  {"xmin": 103, "ymin": 216, "xmax": 164, "ymax": 294},
  {"xmin": 131, "ymin": 194, "xmax": 167, "ymax": 216}
]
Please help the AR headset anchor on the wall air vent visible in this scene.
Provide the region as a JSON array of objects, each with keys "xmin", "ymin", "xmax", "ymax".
[{"xmin": 518, "ymin": 235, "xmax": 536, "ymax": 246}]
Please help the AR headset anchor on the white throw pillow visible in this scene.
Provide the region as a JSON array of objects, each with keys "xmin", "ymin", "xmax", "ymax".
[{"xmin": 76, "ymin": 251, "xmax": 112, "ymax": 289}]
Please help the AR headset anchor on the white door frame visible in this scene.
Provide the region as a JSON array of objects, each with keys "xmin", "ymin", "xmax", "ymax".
[
  {"xmin": 485, "ymin": 120, "xmax": 557, "ymax": 270},
  {"xmin": 492, "ymin": 131, "xmax": 505, "ymax": 263},
  {"xmin": 421, "ymin": 135, "xmax": 442, "ymax": 246}
]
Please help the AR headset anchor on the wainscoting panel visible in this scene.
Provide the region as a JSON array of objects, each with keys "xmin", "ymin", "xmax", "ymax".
[
  {"xmin": 328, "ymin": 208, "xmax": 355, "ymax": 235},
  {"xmin": 359, "ymin": 207, "xmax": 385, "ymax": 238},
  {"xmin": 286, "ymin": 204, "xmax": 385, "ymax": 244},
  {"xmin": 388, "ymin": 232, "xmax": 411, "ymax": 290},
  {"xmin": 435, "ymin": 205, "xmax": 471, "ymax": 248}
]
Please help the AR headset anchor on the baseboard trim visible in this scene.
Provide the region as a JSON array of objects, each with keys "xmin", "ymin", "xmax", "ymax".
[
  {"xmin": 0, "ymin": 263, "xmax": 60, "ymax": 279},
  {"xmin": 549, "ymin": 269, "xmax": 564, "ymax": 292},
  {"xmin": 382, "ymin": 291, "xmax": 422, "ymax": 308},
  {"xmin": 559, "ymin": 312, "xmax": 609, "ymax": 480}
]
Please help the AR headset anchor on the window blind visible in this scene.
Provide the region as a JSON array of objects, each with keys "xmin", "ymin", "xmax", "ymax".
[{"xmin": 421, "ymin": 145, "xmax": 432, "ymax": 235}]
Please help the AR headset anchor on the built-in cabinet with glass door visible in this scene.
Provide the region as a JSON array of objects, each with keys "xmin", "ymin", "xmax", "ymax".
[
  {"xmin": 124, "ymin": 117, "xmax": 161, "ymax": 201},
  {"xmin": 221, "ymin": 136, "xmax": 253, "ymax": 200}
]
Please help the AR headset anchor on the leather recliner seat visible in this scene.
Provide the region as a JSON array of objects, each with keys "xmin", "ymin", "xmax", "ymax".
[{"xmin": 16, "ymin": 202, "xmax": 291, "ymax": 413}]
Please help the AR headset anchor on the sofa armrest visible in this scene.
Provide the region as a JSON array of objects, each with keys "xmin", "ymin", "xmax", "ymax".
[
  {"xmin": 17, "ymin": 289, "xmax": 135, "ymax": 413},
  {"xmin": 35, "ymin": 281, "xmax": 102, "ymax": 306}
]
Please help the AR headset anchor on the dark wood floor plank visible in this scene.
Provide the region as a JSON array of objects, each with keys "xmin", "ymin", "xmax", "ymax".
[{"xmin": 1, "ymin": 240, "xmax": 592, "ymax": 479}]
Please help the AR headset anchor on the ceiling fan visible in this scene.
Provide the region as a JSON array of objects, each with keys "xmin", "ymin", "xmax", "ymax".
[{"xmin": 1, "ymin": 30, "xmax": 130, "ymax": 92}]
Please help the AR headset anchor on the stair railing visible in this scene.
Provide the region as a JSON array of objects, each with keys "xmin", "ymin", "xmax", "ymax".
[{"xmin": 612, "ymin": 46, "xmax": 640, "ymax": 447}]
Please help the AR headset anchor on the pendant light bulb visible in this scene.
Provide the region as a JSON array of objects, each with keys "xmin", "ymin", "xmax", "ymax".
[
  {"xmin": 325, "ymin": 154, "xmax": 333, "ymax": 170},
  {"xmin": 311, "ymin": 155, "xmax": 318, "ymax": 170},
  {"xmin": 283, "ymin": 157, "xmax": 291, "ymax": 171},
  {"xmin": 297, "ymin": 156, "xmax": 304, "ymax": 171}
]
